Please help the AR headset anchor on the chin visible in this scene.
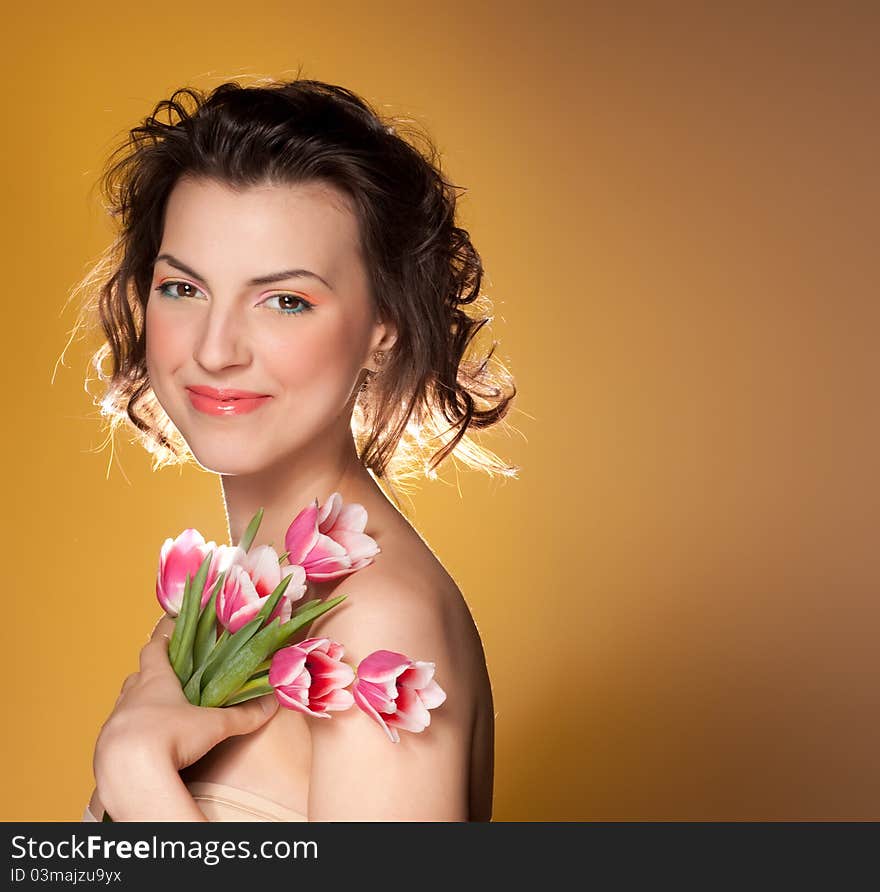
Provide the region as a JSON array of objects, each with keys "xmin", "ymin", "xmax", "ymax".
[{"xmin": 184, "ymin": 440, "xmax": 273, "ymax": 476}]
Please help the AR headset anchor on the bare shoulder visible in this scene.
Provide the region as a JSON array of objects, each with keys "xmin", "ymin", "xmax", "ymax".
[
  {"xmin": 303, "ymin": 521, "xmax": 492, "ymax": 820},
  {"xmin": 309, "ymin": 535, "xmax": 488, "ymax": 728}
]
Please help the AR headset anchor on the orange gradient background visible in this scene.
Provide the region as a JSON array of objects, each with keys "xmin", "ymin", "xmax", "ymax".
[{"xmin": 1, "ymin": 3, "xmax": 877, "ymax": 820}]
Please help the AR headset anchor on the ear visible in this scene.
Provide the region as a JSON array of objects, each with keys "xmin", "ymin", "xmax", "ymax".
[{"xmin": 366, "ymin": 319, "xmax": 398, "ymax": 369}]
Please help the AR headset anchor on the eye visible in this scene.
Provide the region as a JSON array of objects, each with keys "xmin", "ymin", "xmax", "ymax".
[
  {"xmin": 154, "ymin": 280, "xmax": 205, "ymax": 300},
  {"xmin": 152, "ymin": 281, "xmax": 315, "ymax": 317},
  {"xmin": 261, "ymin": 293, "xmax": 315, "ymax": 316}
]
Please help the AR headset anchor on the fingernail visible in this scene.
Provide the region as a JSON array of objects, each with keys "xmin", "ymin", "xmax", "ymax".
[{"xmin": 261, "ymin": 695, "xmax": 278, "ymax": 713}]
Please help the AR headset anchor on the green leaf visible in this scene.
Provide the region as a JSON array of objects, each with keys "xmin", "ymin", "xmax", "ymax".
[
  {"xmin": 253, "ymin": 572, "xmax": 296, "ymax": 626},
  {"xmin": 192, "ymin": 571, "xmax": 225, "ymax": 669},
  {"xmin": 198, "ymin": 616, "xmax": 263, "ymax": 689},
  {"xmin": 188, "ymin": 627, "xmax": 230, "ymax": 697},
  {"xmin": 183, "ymin": 661, "xmax": 209, "ymax": 704},
  {"xmin": 229, "ymin": 595, "xmax": 345, "ymax": 692},
  {"xmin": 200, "ymin": 619, "xmax": 285, "ymax": 707},
  {"xmin": 198, "ymin": 571, "xmax": 297, "ymax": 690},
  {"xmin": 248, "ymin": 657, "xmax": 273, "ymax": 678},
  {"xmin": 274, "ymin": 594, "xmax": 348, "ymax": 648},
  {"xmin": 200, "ymin": 594, "xmax": 346, "ymax": 708},
  {"xmin": 238, "ymin": 507, "xmax": 264, "ymax": 553},
  {"xmin": 171, "ymin": 552, "xmax": 213, "ymax": 684},
  {"xmin": 292, "ymin": 597, "xmax": 321, "ymax": 615},
  {"xmin": 242, "ymin": 594, "xmax": 347, "ymax": 683},
  {"xmin": 222, "ymin": 674, "xmax": 273, "ymax": 706},
  {"xmin": 170, "ymin": 573, "xmax": 195, "ymax": 684},
  {"xmin": 167, "ymin": 574, "xmax": 190, "ymax": 667}
]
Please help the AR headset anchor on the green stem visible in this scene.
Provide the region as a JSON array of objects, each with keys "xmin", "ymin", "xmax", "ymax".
[
  {"xmin": 222, "ymin": 674, "xmax": 273, "ymax": 706},
  {"xmin": 250, "ymin": 657, "xmax": 273, "ymax": 676}
]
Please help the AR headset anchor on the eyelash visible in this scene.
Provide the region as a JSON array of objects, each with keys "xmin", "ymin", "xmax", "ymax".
[{"xmin": 153, "ymin": 280, "xmax": 315, "ymax": 316}]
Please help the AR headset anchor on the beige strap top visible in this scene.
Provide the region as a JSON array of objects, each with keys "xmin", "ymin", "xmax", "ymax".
[{"xmin": 82, "ymin": 780, "xmax": 307, "ymax": 823}]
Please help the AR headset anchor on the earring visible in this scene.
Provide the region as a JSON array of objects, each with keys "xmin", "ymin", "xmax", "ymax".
[{"xmin": 359, "ymin": 351, "xmax": 386, "ymax": 394}]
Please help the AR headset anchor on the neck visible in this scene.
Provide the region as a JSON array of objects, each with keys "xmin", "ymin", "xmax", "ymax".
[{"xmin": 219, "ymin": 423, "xmax": 375, "ymax": 558}]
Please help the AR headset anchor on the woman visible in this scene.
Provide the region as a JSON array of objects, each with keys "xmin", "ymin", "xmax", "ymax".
[{"xmin": 73, "ymin": 78, "xmax": 518, "ymax": 821}]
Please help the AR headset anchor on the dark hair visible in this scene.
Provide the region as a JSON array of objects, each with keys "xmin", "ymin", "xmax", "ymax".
[{"xmin": 63, "ymin": 77, "xmax": 519, "ymax": 497}]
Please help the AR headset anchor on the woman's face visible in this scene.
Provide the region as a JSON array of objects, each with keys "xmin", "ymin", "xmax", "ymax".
[{"xmin": 145, "ymin": 175, "xmax": 394, "ymax": 475}]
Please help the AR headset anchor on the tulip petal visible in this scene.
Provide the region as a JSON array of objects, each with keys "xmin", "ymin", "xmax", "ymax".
[
  {"xmin": 309, "ymin": 648, "xmax": 355, "ymax": 679},
  {"xmin": 214, "ymin": 544, "xmax": 247, "ymax": 574},
  {"xmin": 284, "ymin": 501, "xmax": 320, "ymax": 566},
  {"xmin": 317, "ymin": 492, "xmax": 343, "ymax": 530},
  {"xmin": 353, "ymin": 677, "xmax": 398, "ymax": 714},
  {"xmin": 357, "ymin": 650, "xmax": 413, "ymax": 685},
  {"xmin": 353, "ymin": 682, "xmax": 399, "ymax": 742},
  {"xmin": 305, "ymin": 565, "xmax": 360, "ymax": 582},
  {"xmin": 348, "ymin": 556, "xmax": 378, "ymax": 573},
  {"xmin": 157, "ymin": 530, "xmax": 215, "ymax": 616},
  {"xmin": 330, "ymin": 529, "xmax": 380, "ymax": 563},
  {"xmin": 268, "ymin": 645, "xmax": 308, "ymax": 687},
  {"xmin": 305, "ymin": 533, "xmax": 350, "ymax": 567},
  {"xmin": 217, "ymin": 564, "xmax": 262, "ymax": 633},
  {"xmin": 268, "ymin": 596, "xmax": 293, "ymax": 625},
  {"xmin": 228, "ymin": 602, "xmax": 262, "ymax": 633},
  {"xmin": 315, "ymin": 688, "xmax": 355, "ymax": 712},
  {"xmin": 275, "ymin": 687, "xmax": 313, "ymax": 713},
  {"xmin": 326, "ymin": 641, "xmax": 346, "ymax": 662},
  {"xmin": 156, "ymin": 573, "xmax": 180, "ymax": 617},
  {"xmin": 164, "ymin": 550, "xmax": 205, "ymax": 590},
  {"xmin": 284, "ymin": 564, "xmax": 307, "ymax": 583},
  {"xmin": 296, "ymin": 637, "xmax": 332, "ymax": 655},
  {"xmin": 272, "ymin": 571, "xmax": 306, "ymax": 605},
  {"xmin": 416, "ymin": 679, "xmax": 447, "ymax": 710},
  {"xmin": 398, "ymin": 660, "xmax": 436, "ymax": 691},
  {"xmin": 245, "ymin": 545, "xmax": 283, "ymax": 595},
  {"xmin": 331, "ymin": 501, "xmax": 369, "ymax": 534},
  {"xmin": 176, "ymin": 528, "xmax": 208, "ymax": 550},
  {"xmin": 387, "ymin": 685, "xmax": 431, "ymax": 732},
  {"xmin": 308, "ymin": 655, "xmax": 356, "ymax": 698}
]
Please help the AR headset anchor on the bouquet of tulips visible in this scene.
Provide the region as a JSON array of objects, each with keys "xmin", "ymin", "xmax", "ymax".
[
  {"xmin": 102, "ymin": 494, "xmax": 446, "ymax": 819},
  {"xmin": 163, "ymin": 505, "xmax": 346, "ymax": 711},
  {"xmin": 156, "ymin": 494, "xmax": 446, "ymax": 728}
]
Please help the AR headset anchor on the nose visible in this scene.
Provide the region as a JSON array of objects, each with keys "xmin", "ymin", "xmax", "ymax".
[{"xmin": 192, "ymin": 302, "xmax": 252, "ymax": 374}]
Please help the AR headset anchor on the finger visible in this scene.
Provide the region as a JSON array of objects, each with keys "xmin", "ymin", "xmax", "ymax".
[
  {"xmin": 120, "ymin": 673, "xmax": 138, "ymax": 696},
  {"xmin": 213, "ymin": 694, "xmax": 279, "ymax": 739},
  {"xmin": 150, "ymin": 614, "xmax": 176, "ymax": 640},
  {"xmin": 113, "ymin": 674, "xmax": 138, "ymax": 708},
  {"xmin": 139, "ymin": 631, "xmax": 173, "ymax": 675}
]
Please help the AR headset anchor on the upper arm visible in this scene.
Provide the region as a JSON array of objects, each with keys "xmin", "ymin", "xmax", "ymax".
[{"xmin": 304, "ymin": 577, "xmax": 472, "ymax": 821}]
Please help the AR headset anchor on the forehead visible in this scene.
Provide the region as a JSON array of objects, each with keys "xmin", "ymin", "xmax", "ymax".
[{"xmin": 158, "ymin": 176, "xmax": 363, "ymax": 281}]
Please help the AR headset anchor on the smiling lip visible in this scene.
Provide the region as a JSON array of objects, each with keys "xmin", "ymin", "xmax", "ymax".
[
  {"xmin": 186, "ymin": 385, "xmax": 270, "ymax": 400},
  {"xmin": 185, "ymin": 385, "xmax": 272, "ymax": 417}
]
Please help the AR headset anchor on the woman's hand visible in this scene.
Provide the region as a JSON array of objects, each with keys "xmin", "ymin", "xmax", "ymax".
[{"xmin": 95, "ymin": 615, "xmax": 279, "ymax": 787}]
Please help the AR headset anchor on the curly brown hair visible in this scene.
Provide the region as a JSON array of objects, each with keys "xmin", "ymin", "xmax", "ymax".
[{"xmin": 62, "ymin": 77, "xmax": 519, "ymax": 498}]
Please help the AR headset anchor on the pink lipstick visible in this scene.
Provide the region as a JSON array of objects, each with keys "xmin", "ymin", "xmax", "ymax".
[{"xmin": 185, "ymin": 385, "xmax": 272, "ymax": 417}]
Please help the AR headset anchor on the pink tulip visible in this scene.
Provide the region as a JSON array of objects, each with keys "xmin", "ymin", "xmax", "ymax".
[
  {"xmin": 156, "ymin": 530, "xmax": 242, "ymax": 616},
  {"xmin": 216, "ymin": 545, "xmax": 307, "ymax": 634},
  {"xmin": 268, "ymin": 637, "xmax": 356, "ymax": 718},
  {"xmin": 352, "ymin": 650, "xmax": 447, "ymax": 743},
  {"xmin": 284, "ymin": 492, "xmax": 380, "ymax": 582}
]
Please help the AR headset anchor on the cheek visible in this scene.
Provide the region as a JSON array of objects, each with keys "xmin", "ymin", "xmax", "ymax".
[
  {"xmin": 145, "ymin": 301, "xmax": 188, "ymax": 382},
  {"xmin": 263, "ymin": 317, "xmax": 365, "ymax": 386}
]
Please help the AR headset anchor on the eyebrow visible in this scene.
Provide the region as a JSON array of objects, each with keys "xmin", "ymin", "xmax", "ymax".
[{"xmin": 154, "ymin": 253, "xmax": 334, "ymax": 291}]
